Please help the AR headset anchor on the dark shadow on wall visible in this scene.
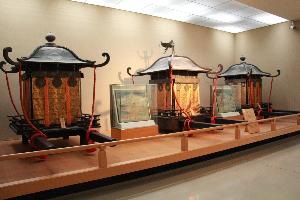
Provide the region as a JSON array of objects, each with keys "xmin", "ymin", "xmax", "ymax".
[{"xmin": 138, "ymin": 49, "xmax": 153, "ymax": 69}]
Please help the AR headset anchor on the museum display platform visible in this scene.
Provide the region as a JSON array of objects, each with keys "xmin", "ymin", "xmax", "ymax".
[{"xmin": 0, "ymin": 113, "xmax": 300, "ymax": 199}]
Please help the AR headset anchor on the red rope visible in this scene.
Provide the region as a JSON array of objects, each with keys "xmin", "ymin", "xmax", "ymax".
[
  {"xmin": 248, "ymin": 78, "xmax": 253, "ymax": 106},
  {"xmin": 65, "ymin": 79, "xmax": 72, "ymax": 125},
  {"xmin": 257, "ymin": 103, "xmax": 262, "ymax": 119},
  {"xmin": 268, "ymin": 77, "xmax": 274, "ymax": 112},
  {"xmin": 169, "ymin": 64, "xmax": 191, "ymax": 130},
  {"xmin": 163, "ymin": 84, "xmax": 167, "ymax": 110},
  {"xmin": 5, "ymin": 72, "xmax": 21, "ymax": 116},
  {"xmin": 247, "ymin": 78, "xmax": 250, "ymax": 105},
  {"xmin": 211, "ymin": 75, "xmax": 219, "ymax": 124},
  {"xmin": 86, "ymin": 66, "xmax": 97, "ymax": 143},
  {"xmin": 84, "ymin": 66, "xmax": 98, "ymax": 153},
  {"xmin": 30, "ymin": 132, "xmax": 48, "ymax": 150},
  {"xmin": 211, "ymin": 116, "xmax": 217, "ymax": 124},
  {"xmin": 183, "ymin": 118, "xmax": 191, "ymax": 130},
  {"xmin": 256, "ymin": 82, "xmax": 261, "ymax": 105},
  {"xmin": 23, "ymin": 80, "xmax": 28, "ymax": 114},
  {"xmin": 18, "ymin": 64, "xmax": 47, "ymax": 150},
  {"xmin": 251, "ymin": 81, "xmax": 254, "ymax": 106},
  {"xmin": 44, "ymin": 79, "xmax": 50, "ymax": 127}
]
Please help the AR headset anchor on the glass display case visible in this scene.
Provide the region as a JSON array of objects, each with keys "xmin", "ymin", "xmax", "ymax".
[
  {"xmin": 110, "ymin": 84, "xmax": 157, "ymax": 129},
  {"xmin": 212, "ymin": 85, "xmax": 242, "ymax": 115}
]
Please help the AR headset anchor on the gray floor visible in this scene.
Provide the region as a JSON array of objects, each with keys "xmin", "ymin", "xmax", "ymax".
[{"xmin": 53, "ymin": 134, "xmax": 300, "ymax": 200}]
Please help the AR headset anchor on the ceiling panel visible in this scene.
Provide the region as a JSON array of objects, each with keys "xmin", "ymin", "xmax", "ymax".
[
  {"xmin": 206, "ymin": 12, "xmax": 242, "ymax": 23},
  {"xmin": 195, "ymin": 18, "xmax": 223, "ymax": 27},
  {"xmin": 170, "ymin": 1, "xmax": 211, "ymax": 16},
  {"xmin": 250, "ymin": 13, "xmax": 288, "ymax": 25},
  {"xmin": 232, "ymin": 6, "xmax": 263, "ymax": 18},
  {"xmin": 231, "ymin": 19, "xmax": 266, "ymax": 29},
  {"xmin": 215, "ymin": 1, "xmax": 248, "ymax": 13},
  {"xmin": 71, "ymin": 0, "xmax": 289, "ymax": 33},
  {"xmin": 190, "ymin": 0, "xmax": 231, "ymax": 7}
]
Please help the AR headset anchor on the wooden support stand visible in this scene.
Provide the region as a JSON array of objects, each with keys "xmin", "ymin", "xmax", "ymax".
[
  {"xmin": 98, "ymin": 146, "xmax": 107, "ymax": 168},
  {"xmin": 181, "ymin": 134, "xmax": 188, "ymax": 151},
  {"xmin": 111, "ymin": 125, "xmax": 159, "ymax": 140},
  {"xmin": 235, "ymin": 125, "xmax": 241, "ymax": 140},
  {"xmin": 271, "ymin": 119, "xmax": 277, "ymax": 131}
]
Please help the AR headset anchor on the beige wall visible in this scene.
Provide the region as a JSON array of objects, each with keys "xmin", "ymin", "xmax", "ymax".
[
  {"xmin": 0, "ymin": 0, "xmax": 234, "ymax": 139},
  {"xmin": 235, "ymin": 21, "xmax": 300, "ymax": 111},
  {"xmin": 1, "ymin": 1, "xmax": 299, "ymax": 140}
]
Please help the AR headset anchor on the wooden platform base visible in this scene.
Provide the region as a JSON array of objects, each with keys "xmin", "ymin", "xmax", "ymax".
[
  {"xmin": 111, "ymin": 125, "xmax": 159, "ymax": 140},
  {"xmin": 0, "ymin": 114, "xmax": 300, "ymax": 199}
]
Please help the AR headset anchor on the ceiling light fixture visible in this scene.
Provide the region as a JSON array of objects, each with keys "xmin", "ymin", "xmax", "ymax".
[
  {"xmin": 251, "ymin": 13, "xmax": 287, "ymax": 25},
  {"xmin": 214, "ymin": 25, "xmax": 246, "ymax": 33},
  {"xmin": 71, "ymin": 0, "xmax": 289, "ymax": 33},
  {"xmin": 170, "ymin": 2, "xmax": 210, "ymax": 16},
  {"xmin": 207, "ymin": 12, "xmax": 241, "ymax": 23}
]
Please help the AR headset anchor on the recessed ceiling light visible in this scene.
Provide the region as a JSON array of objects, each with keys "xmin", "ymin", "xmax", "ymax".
[
  {"xmin": 207, "ymin": 12, "xmax": 241, "ymax": 23},
  {"xmin": 214, "ymin": 25, "xmax": 246, "ymax": 33},
  {"xmin": 170, "ymin": 2, "xmax": 210, "ymax": 16},
  {"xmin": 216, "ymin": 1, "xmax": 248, "ymax": 13},
  {"xmin": 153, "ymin": 0, "xmax": 183, "ymax": 7},
  {"xmin": 231, "ymin": 19, "xmax": 266, "ymax": 30},
  {"xmin": 143, "ymin": 5, "xmax": 193, "ymax": 22},
  {"xmin": 70, "ymin": 0, "xmax": 289, "ymax": 33},
  {"xmin": 191, "ymin": 0, "xmax": 230, "ymax": 7},
  {"xmin": 251, "ymin": 13, "xmax": 288, "ymax": 25},
  {"xmin": 195, "ymin": 18, "xmax": 223, "ymax": 27}
]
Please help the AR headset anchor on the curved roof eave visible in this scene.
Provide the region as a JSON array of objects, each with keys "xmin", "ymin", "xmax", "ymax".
[
  {"xmin": 219, "ymin": 62, "xmax": 271, "ymax": 78},
  {"xmin": 19, "ymin": 44, "xmax": 95, "ymax": 66},
  {"xmin": 137, "ymin": 55, "xmax": 211, "ymax": 75}
]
